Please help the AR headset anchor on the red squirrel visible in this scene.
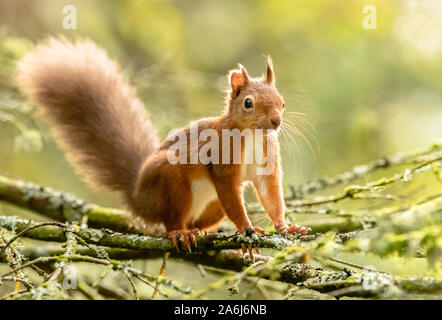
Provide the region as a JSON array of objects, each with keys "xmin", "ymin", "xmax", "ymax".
[{"xmin": 16, "ymin": 38, "xmax": 310, "ymax": 252}]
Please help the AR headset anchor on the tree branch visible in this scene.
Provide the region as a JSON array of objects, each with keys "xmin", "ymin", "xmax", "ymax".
[
  {"xmin": 0, "ymin": 215, "xmax": 299, "ymax": 254},
  {"xmin": 0, "ymin": 175, "xmax": 130, "ymax": 231},
  {"xmin": 287, "ymin": 142, "xmax": 441, "ymax": 199}
]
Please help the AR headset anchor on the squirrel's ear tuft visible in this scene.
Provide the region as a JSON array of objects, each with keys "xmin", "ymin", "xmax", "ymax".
[
  {"xmin": 229, "ymin": 64, "xmax": 249, "ymax": 98},
  {"xmin": 266, "ymin": 56, "xmax": 275, "ymax": 85}
]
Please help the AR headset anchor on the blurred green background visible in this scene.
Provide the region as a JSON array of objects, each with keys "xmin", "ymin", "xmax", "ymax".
[{"xmin": 0, "ymin": 0, "xmax": 441, "ymax": 208}]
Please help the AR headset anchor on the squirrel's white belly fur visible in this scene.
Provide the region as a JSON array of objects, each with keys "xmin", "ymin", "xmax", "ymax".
[{"xmin": 188, "ymin": 177, "xmax": 218, "ymax": 223}]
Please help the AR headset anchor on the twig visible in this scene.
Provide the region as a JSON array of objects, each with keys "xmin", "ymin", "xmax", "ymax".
[
  {"xmin": 0, "ymin": 175, "xmax": 130, "ymax": 231},
  {"xmin": 227, "ymin": 261, "xmax": 266, "ymax": 299},
  {"xmin": 0, "ymin": 234, "xmax": 34, "ymax": 290},
  {"xmin": 0, "ymin": 289, "xmax": 29, "ymax": 300},
  {"xmin": 286, "ymin": 155, "xmax": 441, "ymax": 208},
  {"xmin": 0, "ymin": 221, "xmax": 66, "ymax": 256},
  {"xmin": 152, "ymin": 252, "xmax": 170, "ymax": 298},
  {"xmin": 287, "ymin": 143, "xmax": 441, "ymax": 199}
]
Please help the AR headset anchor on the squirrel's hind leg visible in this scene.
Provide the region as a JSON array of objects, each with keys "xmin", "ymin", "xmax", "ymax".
[
  {"xmin": 189, "ymin": 200, "xmax": 226, "ymax": 232},
  {"xmin": 135, "ymin": 150, "xmax": 197, "ymax": 251},
  {"xmin": 170, "ymin": 200, "xmax": 225, "ymax": 253}
]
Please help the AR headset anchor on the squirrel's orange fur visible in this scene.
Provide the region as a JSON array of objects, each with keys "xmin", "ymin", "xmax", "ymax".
[{"xmin": 16, "ymin": 38, "xmax": 309, "ymax": 250}]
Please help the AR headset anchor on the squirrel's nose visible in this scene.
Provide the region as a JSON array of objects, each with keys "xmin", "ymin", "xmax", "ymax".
[{"xmin": 271, "ymin": 116, "xmax": 281, "ymax": 128}]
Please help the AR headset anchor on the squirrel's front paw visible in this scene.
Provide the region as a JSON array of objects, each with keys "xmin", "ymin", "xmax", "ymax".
[
  {"xmin": 243, "ymin": 226, "xmax": 268, "ymax": 236},
  {"xmin": 275, "ymin": 224, "xmax": 311, "ymax": 236}
]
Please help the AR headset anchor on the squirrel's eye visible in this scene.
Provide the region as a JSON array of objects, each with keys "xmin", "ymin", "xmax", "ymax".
[
  {"xmin": 244, "ymin": 98, "xmax": 253, "ymax": 109},
  {"xmin": 282, "ymin": 102, "xmax": 285, "ymax": 108}
]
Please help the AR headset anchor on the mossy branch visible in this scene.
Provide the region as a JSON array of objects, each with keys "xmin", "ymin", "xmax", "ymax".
[
  {"xmin": 0, "ymin": 175, "xmax": 130, "ymax": 231},
  {"xmin": 10, "ymin": 240, "xmax": 439, "ymax": 299},
  {"xmin": 286, "ymin": 153, "xmax": 441, "ymax": 208},
  {"xmin": 287, "ymin": 142, "xmax": 441, "ymax": 199},
  {"xmin": 0, "ymin": 215, "xmax": 300, "ymax": 254}
]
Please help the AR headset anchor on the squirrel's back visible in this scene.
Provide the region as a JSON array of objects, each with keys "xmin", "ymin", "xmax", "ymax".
[{"xmin": 16, "ymin": 37, "xmax": 159, "ymax": 200}]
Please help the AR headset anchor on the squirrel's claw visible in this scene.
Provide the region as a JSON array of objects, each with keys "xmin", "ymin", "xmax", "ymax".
[
  {"xmin": 181, "ymin": 233, "xmax": 192, "ymax": 253},
  {"xmin": 190, "ymin": 228, "xmax": 200, "ymax": 248},
  {"xmin": 241, "ymin": 244, "xmax": 256, "ymax": 263},
  {"xmin": 253, "ymin": 226, "xmax": 267, "ymax": 235},
  {"xmin": 287, "ymin": 224, "xmax": 311, "ymax": 235},
  {"xmin": 239, "ymin": 226, "xmax": 267, "ymax": 263},
  {"xmin": 169, "ymin": 229, "xmax": 201, "ymax": 253},
  {"xmin": 276, "ymin": 224, "xmax": 311, "ymax": 236},
  {"xmin": 170, "ymin": 232, "xmax": 180, "ymax": 252},
  {"xmin": 241, "ymin": 243, "xmax": 248, "ymax": 256}
]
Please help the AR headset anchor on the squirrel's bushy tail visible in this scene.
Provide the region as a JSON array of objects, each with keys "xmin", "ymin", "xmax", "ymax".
[{"xmin": 16, "ymin": 37, "xmax": 159, "ymax": 200}]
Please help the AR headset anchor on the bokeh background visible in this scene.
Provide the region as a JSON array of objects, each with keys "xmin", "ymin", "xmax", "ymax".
[{"xmin": 0, "ymin": 0, "xmax": 441, "ymax": 299}]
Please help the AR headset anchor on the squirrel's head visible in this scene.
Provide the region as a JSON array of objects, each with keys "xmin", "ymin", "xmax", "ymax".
[{"xmin": 226, "ymin": 56, "xmax": 284, "ymax": 131}]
